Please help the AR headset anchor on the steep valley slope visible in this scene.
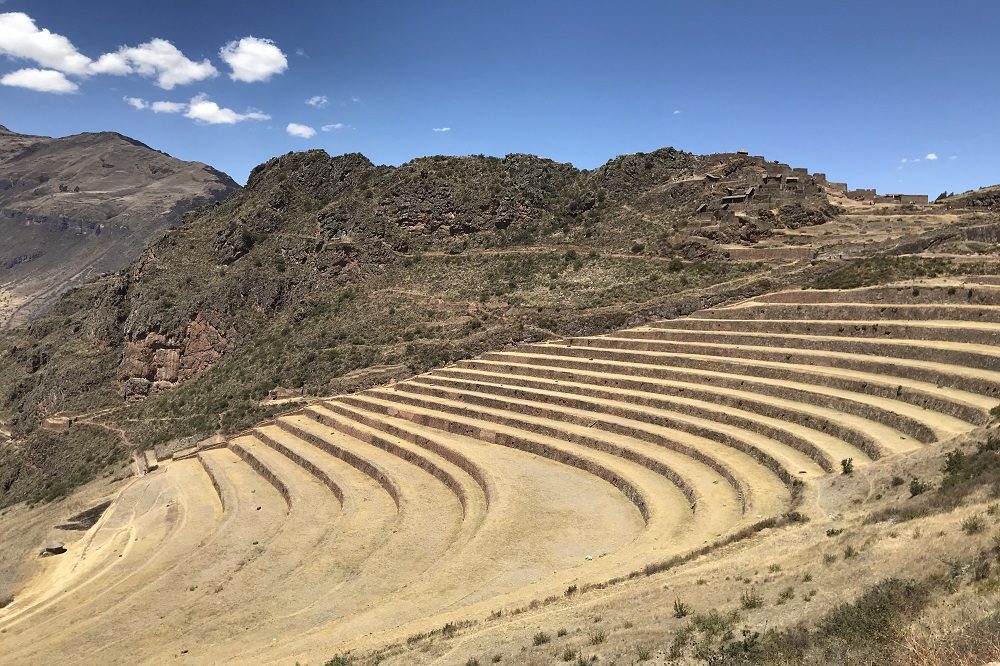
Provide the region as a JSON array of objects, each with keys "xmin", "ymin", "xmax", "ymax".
[{"xmin": 0, "ymin": 124, "xmax": 239, "ymax": 328}]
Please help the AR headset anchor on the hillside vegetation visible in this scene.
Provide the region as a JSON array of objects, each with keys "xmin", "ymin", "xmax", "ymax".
[{"xmin": 0, "ymin": 147, "xmax": 791, "ymax": 506}]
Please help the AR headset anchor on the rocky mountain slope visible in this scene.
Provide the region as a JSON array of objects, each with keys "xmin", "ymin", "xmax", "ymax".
[
  {"xmin": 0, "ymin": 145, "xmax": 991, "ymax": 510},
  {"xmin": 0, "ymin": 124, "xmax": 239, "ymax": 327}
]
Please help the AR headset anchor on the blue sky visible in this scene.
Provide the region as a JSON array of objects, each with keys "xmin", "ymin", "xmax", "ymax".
[{"xmin": 0, "ymin": 1, "xmax": 996, "ymax": 196}]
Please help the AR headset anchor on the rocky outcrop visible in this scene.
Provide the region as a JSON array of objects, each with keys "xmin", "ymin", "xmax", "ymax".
[{"xmin": 119, "ymin": 312, "xmax": 233, "ymax": 399}]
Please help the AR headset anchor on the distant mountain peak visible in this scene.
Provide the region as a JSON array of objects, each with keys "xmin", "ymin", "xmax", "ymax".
[{"xmin": 0, "ymin": 124, "xmax": 11, "ymax": 134}]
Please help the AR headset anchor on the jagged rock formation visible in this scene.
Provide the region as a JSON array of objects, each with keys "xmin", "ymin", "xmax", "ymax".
[
  {"xmin": 0, "ymin": 125, "xmax": 239, "ymax": 327},
  {"xmin": 943, "ymin": 184, "xmax": 1000, "ymax": 211}
]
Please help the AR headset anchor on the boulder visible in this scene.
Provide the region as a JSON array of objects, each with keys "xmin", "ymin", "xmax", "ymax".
[{"xmin": 40, "ymin": 542, "xmax": 66, "ymax": 556}]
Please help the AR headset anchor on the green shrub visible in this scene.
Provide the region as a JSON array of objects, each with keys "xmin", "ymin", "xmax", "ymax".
[
  {"xmin": 324, "ymin": 656, "xmax": 353, "ymax": 666},
  {"xmin": 532, "ymin": 632, "xmax": 551, "ymax": 646},
  {"xmin": 673, "ymin": 598, "xmax": 691, "ymax": 618},
  {"xmin": 841, "ymin": 458, "xmax": 854, "ymax": 475},
  {"xmin": 962, "ymin": 514, "xmax": 986, "ymax": 535},
  {"xmin": 741, "ymin": 587, "xmax": 763, "ymax": 609},
  {"xmin": 818, "ymin": 578, "xmax": 930, "ymax": 641}
]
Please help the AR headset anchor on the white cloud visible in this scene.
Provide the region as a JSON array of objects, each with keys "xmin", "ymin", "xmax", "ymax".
[
  {"xmin": 185, "ymin": 94, "xmax": 269, "ymax": 124},
  {"xmin": 124, "ymin": 94, "xmax": 261, "ymax": 122},
  {"xmin": 900, "ymin": 158, "xmax": 908, "ymax": 163},
  {"xmin": 673, "ymin": 109, "xmax": 682, "ymax": 115},
  {"xmin": 1, "ymin": 67, "xmax": 77, "ymax": 93},
  {"xmin": 286, "ymin": 122, "xmax": 316, "ymax": 138},
  {"xmin": 432, "ymin": 127, "xmax": 451, "ymax": 133},
  {"xmin": 949, "ymin": 155, "xmax": 958, "ymax": 160},
  {"xmin": 106, "ymin": 38, "xmax": 217, "ymax": 89},
  {"xmin": 0, "ymin": 12, "xmax": 222, "ymax": 93},
  {"xmin": 0, "ymin": 12, "xmax": 91, "ymax": 74},
  {"xmin": 220, "ymin": 37, "xmax": 287, "ymax": 83},
  {"xmin": 151, "ymin": 100, "xmax": 185, "ymax": 113},
  {"xmin": 321, "ymin": 122, "xmax": 346, "ymax": 131},
  {"xmin": 295, "ymin": 48, "xmax": 308, "ymax": 58},
  {"xmin": 350, "ymin": 96, "xmax": 360, "ymax": 103},
  {"xmin": 925, "ymin": 152, "xmax": 938, "ymax": 160},
  {"xmin": 306, "ymin": 95, "xmax": 328, "ymax": 108},
  {"xmin": 89, "ymin": 52, "xmax": 131, "ymax": 75}
]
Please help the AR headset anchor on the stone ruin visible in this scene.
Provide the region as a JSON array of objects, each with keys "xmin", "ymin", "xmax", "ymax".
[{"xmin": 688, "ymin": 153, "xmax": 929, "ymax": 220}]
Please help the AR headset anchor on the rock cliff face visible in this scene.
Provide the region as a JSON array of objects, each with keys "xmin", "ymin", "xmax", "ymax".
[
  {"xmin": 119, "ymin": 312, "xmax": 233, "ymax": 399},
  {"xmin": 0, "ymin": 125, "xmax": 239, "ymax": 327}
]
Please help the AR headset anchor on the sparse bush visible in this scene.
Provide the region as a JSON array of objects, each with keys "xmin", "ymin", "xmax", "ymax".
[
  {"xmin": 466, "ymin": 659, "xmax": 480, "ymax": 666},
  {"xmin": 962, "ymin": 514, "xmax": 986, "ymax": 535},
  {"xmin": 910, "ymin": 478, "xmax": 929, "ymax": 496},
  {"xmin": 562, "ymin": 647, "xmax": 576, "ymax": 661},
  {"xmin": 565, "ymin": 584, "xmax": 578, "ymax": 597},
  {"xmin": 826, "ymin": 528, "xmax": 843, "ymax": 537},
  {"xmin": 589, "ymin": 629, "xmax": 606, "ymax": 644},
  {"xmin": 823, "ymin": 553, "xmax": 838, "ymax": 565},
  {"xmin": 673, "ymin": 598, "xmax": 691, "ymax": 618},
  {"xmin": 777, "ymin": 586, "xmax": 796, "ymax": 604},
  {"xmin": 755, "ymin": 578, "xmax": 931, "ymax": 663},
  {"xmin": 844, "ymin": 545, "xmax": 858, "ymax": 559},
  {"xmin": 841, "ymin": 458, "xmax": 854, "ymax": 475},
  {"xmin": 533, "ymin": 632, "xmax": 551, "ymax": 646},
  {"xmin": 324, "ymin": 656, "xmax": 353, "ymax": 666},
  {"xmin": 891, "ymin": 476, "xmax": 905, "ymax": 487},
  {"xmin": 741, "ymin": 587, "xmax": 763, "ymax": 609},
  {"xmin": 557, "ymin": 627, "xmax": 568, "ymax": 637},
  {"xmin": 818, "ymin": 578, "xmax": 929, "ymax": 641}
]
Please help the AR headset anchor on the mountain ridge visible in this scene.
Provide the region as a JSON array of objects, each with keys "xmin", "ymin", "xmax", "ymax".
[{"xmin": 0, "ymin": 124, "xmax": 239, "ymax": 328}]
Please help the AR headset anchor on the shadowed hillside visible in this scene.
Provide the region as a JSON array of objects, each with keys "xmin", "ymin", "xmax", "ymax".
[{"xmin": 0, "ymin": 124, "xmax": 239, "ymax": 327}]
